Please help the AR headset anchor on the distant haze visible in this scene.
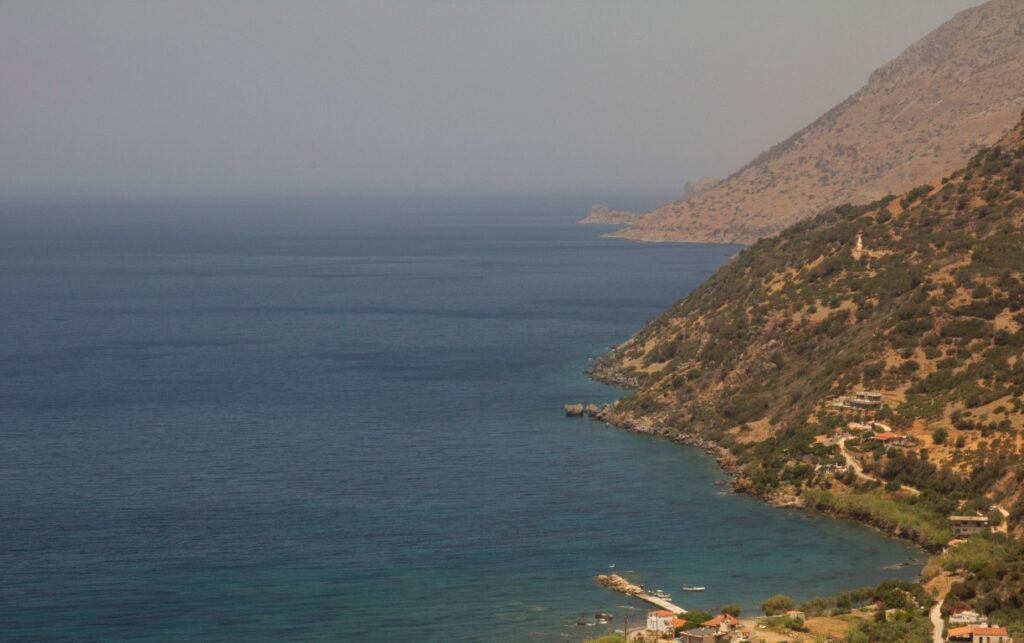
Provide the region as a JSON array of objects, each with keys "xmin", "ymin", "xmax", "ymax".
[{"xmin": 1, "ymin": 1, "xmax": 981, "ymax": 201}]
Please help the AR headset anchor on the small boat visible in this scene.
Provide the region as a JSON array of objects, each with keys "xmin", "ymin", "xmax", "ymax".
[
  {"xmin": 681, "ymin": 584, "xmax": 706, "ymax": 592},
  {"xmin": 608, "ymin": 563, "xmax": 615, "ymax": 569},
  {"xmin": 651, "ymin": 590, "xmax": 672, "ymax": 600}
]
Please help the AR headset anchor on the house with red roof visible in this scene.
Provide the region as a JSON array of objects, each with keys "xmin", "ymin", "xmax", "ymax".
[
  {"xmin": 947, "ymin": 624, "xmax": 1012, "ymax": 643},
  {"xmin": 871, "ymin": 432, "xmax": 913, "ymax": 446},
  {"xmin": 675, "ymin": 613, "xmax": 748, "ymax": 642},
  {"xmin": 677, "ymin": 626, "xmax": 725, "ymax": 643},
  {"xmin": 646, "ymin": 609, "xmax": 676, "ymax": 634},
  {"xmin": 702, "ymin": 613, "xmax": 741, "ymax": 632}
]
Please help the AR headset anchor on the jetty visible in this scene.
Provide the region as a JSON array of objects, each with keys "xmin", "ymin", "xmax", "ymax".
[{"xmin": 595, "ymin": 574, "xmax": 687, "ymax": 614}]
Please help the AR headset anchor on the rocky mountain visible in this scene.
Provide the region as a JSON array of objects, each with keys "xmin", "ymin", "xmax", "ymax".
[{"xmin": 614, "ymin": 0, "xmax": 1024, "ymax": 244}]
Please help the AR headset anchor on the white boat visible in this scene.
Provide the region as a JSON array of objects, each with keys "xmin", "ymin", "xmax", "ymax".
[{"xmin": 681, "ymin": 584, "xmax": 706, "ymax": 592}]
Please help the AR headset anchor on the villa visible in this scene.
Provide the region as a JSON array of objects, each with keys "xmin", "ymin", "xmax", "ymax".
[
  {"xmin": 831, "ymin": 391, "xmax": 885, "ymax": 412},
  {"xmin": 871, "ymin": 432, "xmax": 913, "ymax": 447},
  {"xmin": 849, "ymin": 391, "xmax": 884, "ymax": 409},
  {"xmin": 948, "ymin": 515, "xmax": 991, "ymax": 537},
  {"xmin": 949, "ymin": 610, "xmax": 984, "ymax": 626}
]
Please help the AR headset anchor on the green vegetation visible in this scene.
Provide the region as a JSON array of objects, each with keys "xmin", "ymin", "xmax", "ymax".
[
  {"xmin": 757, "ymin": 580, "xmax": 933, "ymax": 642},
  {"xmin": 676, "ymin": 610, "xmax": 712, "ymax": 631},
  {"xmin": 932, "ymin": 534, "xmax": 1024, "ymax": 639},
  {"xmin": 765, "ymin": 614, "xmax": 808, "ymax": 632},
  {"xmin": 847, "ymin": 614, "xmax": 932, "ymax": 643},
  {"xmin": 802, "ymin": 490, "xmax": 951, "ymax": 549},
  {"xmin": 718, "ymin": 603, "xmax": 741, "ymax": 617},
  {"xmin": 760, "ymin": 594, "xmax": 795, "ymax": 616},
  {"xmin": 799, "ymin": 586, "xmax": 876, "ymax": 616}
]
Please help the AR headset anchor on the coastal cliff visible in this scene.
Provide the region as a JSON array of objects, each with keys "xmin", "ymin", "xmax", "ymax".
[{"xmin": 610, "ymin": 0, "xmax": 1024, "ymax": 244}]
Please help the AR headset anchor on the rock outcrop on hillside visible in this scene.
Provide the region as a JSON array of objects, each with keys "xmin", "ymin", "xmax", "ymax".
[{"xmin": 615, "ymin": 0, "xmax": 1024, "ymax": 244}]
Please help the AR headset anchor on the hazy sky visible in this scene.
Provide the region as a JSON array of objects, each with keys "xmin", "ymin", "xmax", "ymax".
[{"xmin": 0, "ymin": 1, "xmax": 982, "ymax": 201}]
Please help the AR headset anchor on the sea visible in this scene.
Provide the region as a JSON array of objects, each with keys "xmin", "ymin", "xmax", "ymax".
[{"xmin": 0, "ymin": 199, "xmax": 922, "ymax": 642}]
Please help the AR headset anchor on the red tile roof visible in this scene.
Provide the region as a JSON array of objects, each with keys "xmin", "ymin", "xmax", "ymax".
[
  {"xmin": 702, "ymin": 613, "xmax": 739, "ymax": 627},
  {"xmin": 948, "ymin": 625, "xmax": 1009, "ymax": 637},
  {"xmin": 649, "ymin": 609, "xmax": 674, "ymax": 617}
]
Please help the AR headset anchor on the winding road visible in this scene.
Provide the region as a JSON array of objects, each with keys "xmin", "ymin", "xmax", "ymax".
[{"xmin": 837, "ymin": 437, "xmax": 921, "ymax": 496}]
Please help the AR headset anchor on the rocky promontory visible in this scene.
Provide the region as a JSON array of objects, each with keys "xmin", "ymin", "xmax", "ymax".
[{"xmin": 578, "ymin": 205, "xmax": 643, "ymax": 225}]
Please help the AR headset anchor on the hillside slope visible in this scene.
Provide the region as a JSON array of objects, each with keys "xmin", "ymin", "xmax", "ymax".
[
  {"xmin": 615, "ymin": 0, "xmax": 1024, "ymax": 244},
  {"xmin": 595, "ymin": 114, "xmax": 1024, "ymax": 549}
]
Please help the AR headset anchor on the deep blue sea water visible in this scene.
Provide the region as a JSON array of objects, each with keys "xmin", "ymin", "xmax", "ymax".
[{"xmin": 0, "ymin": 201, "xmax": 922, "ymax": 642}]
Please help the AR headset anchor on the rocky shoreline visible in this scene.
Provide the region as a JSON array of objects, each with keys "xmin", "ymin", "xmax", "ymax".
[{"xmin": 575, "ymin": 362, "xmax": 939, "ymax": 549}]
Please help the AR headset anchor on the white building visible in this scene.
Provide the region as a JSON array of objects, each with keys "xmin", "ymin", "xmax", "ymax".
[
  {"xmin": 949, "ymin": 610, "xmax": 983, "ymax": 626},
  {"xmin": 949, "ymin": 515, "xmax": 991, "ymax": 537},
  {"xmin": 647, "ymin": 609, "xmax": 676, "ymax": 634}
]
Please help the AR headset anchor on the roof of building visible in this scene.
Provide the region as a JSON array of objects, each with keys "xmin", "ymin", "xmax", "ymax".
[
  {"xmin": 702, "ymin": 613, "xmax": 740, "ymax": 627},
  {"xmin": 948, "ymin": 515, "xmax": 990, "ymax": 522},
  {"xmin": 650, "ymin": 609, "xmax": 675, "ymax": 617},
  {"xmin": 948, "ymin": 625, "xmax": 1009, "ymax": 637},
  {"xmin": 680, "ymin": 626, "xmax": 719, "ymax": 637},
  {"xmin": 670, "ymin": 618, "xmax": 687, "ymax": 628},
  {"xmin": 872, "ymin": 432, "xmax": 906, "ymax": 441}
]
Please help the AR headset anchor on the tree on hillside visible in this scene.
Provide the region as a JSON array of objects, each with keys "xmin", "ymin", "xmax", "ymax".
[
  {"xmin": 719, "ymin": 603, "xmax": 742, "ymax": 617},
  {"xmin": 760, "ymin": 594, "xmax": 795, "ymax": 616}
]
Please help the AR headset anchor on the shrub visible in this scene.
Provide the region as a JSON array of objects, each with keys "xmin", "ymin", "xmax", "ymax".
[
  {"xmin": 719, "ymin": 603, "xmax": 742, "ymax": 617},
  {"xmin": 761, "ymin": 594, "xmax": 795, "ymax": 616}
]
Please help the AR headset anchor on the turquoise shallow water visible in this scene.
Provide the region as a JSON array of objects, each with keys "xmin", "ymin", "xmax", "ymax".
[{"xmin": 0, "ymin": 201, "xmax": 922, "ymax": 641}]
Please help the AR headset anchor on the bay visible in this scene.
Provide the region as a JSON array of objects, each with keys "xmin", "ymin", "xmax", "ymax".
[{"xmin": 0, "ymin": 200, "xmax": 921, "ymax": 641}]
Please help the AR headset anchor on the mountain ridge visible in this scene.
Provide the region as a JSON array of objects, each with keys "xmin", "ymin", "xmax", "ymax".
[{"xmin": 612, "ymin": 0, "xmax": 1024, "ymax": 244}]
